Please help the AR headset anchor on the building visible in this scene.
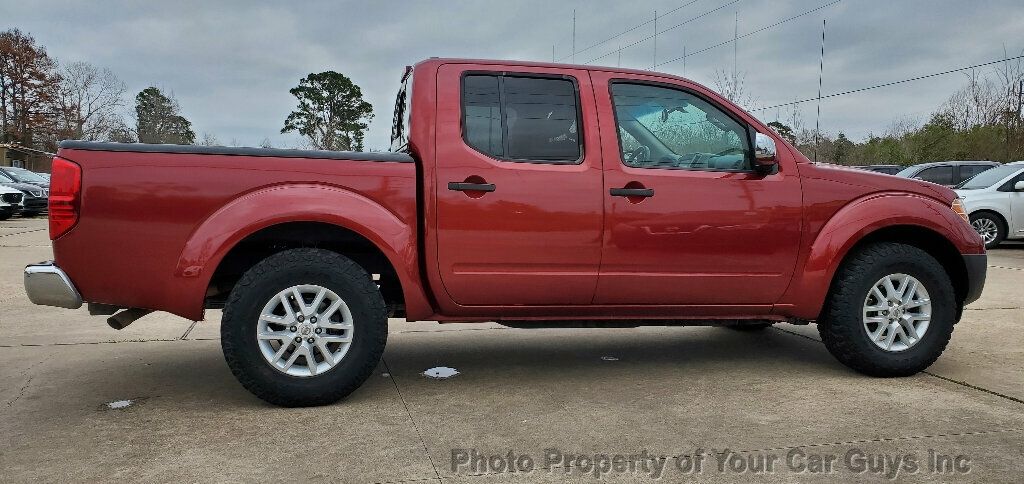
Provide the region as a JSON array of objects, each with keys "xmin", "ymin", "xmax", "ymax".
[{"xmin": 0, "ymin": 144, "xmax": 55, "ymax": 173}]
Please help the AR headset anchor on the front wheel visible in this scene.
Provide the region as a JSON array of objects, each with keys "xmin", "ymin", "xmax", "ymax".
[
  {"xmin": 969, "ymin": 212, "xmax": 1005, "ymax": 249},
  {"xmin": 818, "ymin": 243, "xmax": 956, "ymax": 377},
  {"xmin": 221, "ymin": 248, "xmax": 388, "ymax": 407}
]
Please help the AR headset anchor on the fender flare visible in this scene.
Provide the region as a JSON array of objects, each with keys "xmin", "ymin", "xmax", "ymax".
[
  {"xmin": 780, "ymin": 192, "xmax": 980, "ymax": 320},
  {"xmin": 170, "ymin": 183, "xmax": 431, "ymax": 321}
]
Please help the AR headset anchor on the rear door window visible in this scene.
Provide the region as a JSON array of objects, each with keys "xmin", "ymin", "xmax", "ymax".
[
  {"xmin": 915, "ymin": 166, "xmax": 954, "ymax": 185},
  {"xmin": 462, "ymin": 74, "xmax": 581, "ymax": 163}
]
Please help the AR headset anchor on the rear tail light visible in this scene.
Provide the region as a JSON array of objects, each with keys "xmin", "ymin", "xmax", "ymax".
[{"xmin": 49, "ymin": 157, "xmax": 82, "ymax": 239}]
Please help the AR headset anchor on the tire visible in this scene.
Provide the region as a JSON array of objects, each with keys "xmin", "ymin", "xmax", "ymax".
[
  {"xmin": 818, "ymin": 242, "xmax": 956, "ymax": 377},
  {"xmin": 969, "ymin": 212, "xmax": 1005, "ymax": 249},
  {"xmin": 0, "ymin": 211, "xmax": 11, "ymax": 221},
  {"xmin": 221, "ymin": 248, "xmax": 388, "ymax": 407},
  {"xmin": 723, "ymin": 321, "xmax": 775, "ymax": 331}
]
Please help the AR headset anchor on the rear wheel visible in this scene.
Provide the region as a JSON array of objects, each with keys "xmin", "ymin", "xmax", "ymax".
[
  {"xmin": 818, "ymin": 243, "xmax": 955, "ymax": 377},
  {"xmin": 221, "ymin": 248, "xmax": 387, "ymax": 407},
  {"xmin": 969, "ymin": 212, "xmax": 1005, "ymax": 249}
]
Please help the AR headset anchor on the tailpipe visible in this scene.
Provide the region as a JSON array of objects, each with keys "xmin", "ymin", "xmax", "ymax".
[{"xmin": 107, "ymin": 308, "xmax": 153, "ymax": 330}]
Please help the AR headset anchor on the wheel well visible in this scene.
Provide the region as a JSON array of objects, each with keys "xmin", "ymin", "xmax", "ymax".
[
  {"xmin": 969, "ymin": 209, "xmax": 1007, "ymax": 230},
  {"xmin": 838, "ymin": 225, "xmax": 969, "ymax": 306},
  {"xmin": 206, "ymin": 222, "xmax": 405, "ymax": 316}
]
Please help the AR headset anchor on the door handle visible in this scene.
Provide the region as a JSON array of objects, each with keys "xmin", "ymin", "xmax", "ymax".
[
  {"xmin": 610, "ymin": 187, "xmax": 654, "ymax": 198},
  {"xmin": 448, "ymin": 182, "xmax": 496, "ymax": 192}
]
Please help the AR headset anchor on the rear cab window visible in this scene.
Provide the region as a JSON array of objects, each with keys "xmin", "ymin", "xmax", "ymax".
[{"xmin": 461, "ymin": 73, "xmax": 582, "ymax": 163}]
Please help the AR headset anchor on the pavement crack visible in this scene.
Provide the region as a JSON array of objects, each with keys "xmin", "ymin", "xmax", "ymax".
[
  {"xmin": 5, "ymin": 360, "xmax": 43, "ymax": 408},
  {"xmin": 382, "ymin": 357, "xmax": 443, "ymax": 482},
  {"xmin": 771, "ymin": 327, "xmax": 1024, "ymax": 406},
  {"xmin": 180, "ymin": 321, "xmax": 198, "ymax": 339},
  {"xmin": 921, "ymin": 372, "xmax": 1024, "ymax": 405}
]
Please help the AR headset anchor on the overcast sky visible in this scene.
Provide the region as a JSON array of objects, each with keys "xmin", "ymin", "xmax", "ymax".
[{"xmin": 7, "ymin": 0, "xmax": 1023, "ymax": 150}]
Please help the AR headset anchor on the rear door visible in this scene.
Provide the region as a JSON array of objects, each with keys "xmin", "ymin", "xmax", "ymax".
[
  {"xmin": 433, "ymin": 63, "xmax": 604, "ymax": 305},
  {"xmin": 590, "ymin": 71, "xmax": 803, "ymax": 305}
]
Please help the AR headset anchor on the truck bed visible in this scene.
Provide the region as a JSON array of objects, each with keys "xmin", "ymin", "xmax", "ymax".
[{"xmin": 53, "ymin": 141, "xmax": 418, "ymax": 320}]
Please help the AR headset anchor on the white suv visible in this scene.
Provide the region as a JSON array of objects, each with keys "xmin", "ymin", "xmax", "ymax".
[
  {"xmin": 0, "ymin": 185, "xmax": 25, "ymax": 220},
  {"xmin": 955, "ymin": 161, "xmax": 1024, "ymax": 249}
]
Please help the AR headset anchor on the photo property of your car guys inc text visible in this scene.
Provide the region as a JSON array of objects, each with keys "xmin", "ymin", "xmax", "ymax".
[{"xmin": 3, "ymin": 0, "xmax": 1023, "ymax": 482}]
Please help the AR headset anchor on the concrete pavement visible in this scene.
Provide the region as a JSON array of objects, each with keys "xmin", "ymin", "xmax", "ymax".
[{"xmin": 1, "ymin": 217, "xmax": 1022, "ymax": 482}]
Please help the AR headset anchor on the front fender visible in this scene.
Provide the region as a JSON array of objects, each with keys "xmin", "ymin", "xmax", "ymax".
[
  {"xmin": 781, "ymin": 192, "xmax": 983, "ymax": 320},
  {"xmin": 171, "ymin": 183, "xmax": 430, "ymax": 321}
]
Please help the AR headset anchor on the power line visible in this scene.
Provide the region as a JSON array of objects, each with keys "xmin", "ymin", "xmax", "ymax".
[
  {"xmin": 556, "ymin": 0, "xmax": 702, "ymax": 62},
  {"xmin": 586, "ymin": 0, "xmax": 739, "ymax": 64},
  {"xmin": 753, "ymin": 55, "xmax": 1024, "ymax": 112},
  {"xmin": 653, "ymin": 0, "xmax": 842, "ymax": 69}
]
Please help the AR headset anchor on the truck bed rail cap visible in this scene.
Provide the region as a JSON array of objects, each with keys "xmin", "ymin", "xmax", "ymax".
[{"xmin": 57, "ymin": 140, "xmax": 414, "ymax": 163}]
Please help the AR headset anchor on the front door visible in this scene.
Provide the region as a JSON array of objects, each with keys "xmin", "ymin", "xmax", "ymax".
[
  {"xmin": 590, "ymin": 72, "xmax": 803, "ymax": 305},
  {"xmin": 433, "ymin": 63, "xmax": 604, "ymax": 306}
]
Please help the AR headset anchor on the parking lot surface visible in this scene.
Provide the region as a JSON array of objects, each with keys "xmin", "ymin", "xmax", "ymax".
[{"xmin": 1, "ymin": 217, "xmax": 1022, "ymax": 482}]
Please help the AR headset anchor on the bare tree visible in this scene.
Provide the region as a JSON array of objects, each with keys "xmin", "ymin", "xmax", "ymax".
[
  {"xmin": 52, "ymin": 61, "xmax": 127, "ymax": 141},
  {"xmin": 197, "ymin": 131, "xmax": 220, "ymax": 146},
  {"xmin": 939, "ymin": 50, "xmax": 1024, "ymax": 130},
  {"xmin": 712, "ymin": 68, "xmax": 757, "ymax": 110}
]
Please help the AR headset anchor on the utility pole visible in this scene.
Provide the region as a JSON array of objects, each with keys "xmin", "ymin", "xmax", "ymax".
[
  {"xmin": 618, "ymin": 43, "xmax": 622, "ymax": 67},
  {"xmin": 571, "ymin": 9, "xmax": 576, "ymax": 64},
  {"xmin": 552, "ymin": 45, "xmax": 555, "ymax": 62},
  {"xmin": 814, "ymin": 18, "xmax": 826, "ymax": 163},
  {"xmin": 1018, "ymin": 79, "xmax": 1023, "ymax": 118},
  {"xmin": 653, "ymin": 10, "xmax": 658, "ymax": 70},
  {"xmin": 682, "ymin": 45, "xmax": 687, "ymax": 76},
  {"xmin": 733, "ymin": 11, "xmax": 739, "ymax": 80}
]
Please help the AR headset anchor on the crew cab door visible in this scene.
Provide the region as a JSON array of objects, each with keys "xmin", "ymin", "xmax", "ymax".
[
  {"xmin": 590, "ymin": 71, "xmax": 802, "ymax": 305},
  {"xmin": 432, "ymin": 63, "xmax": 603, "ymax": 306}
]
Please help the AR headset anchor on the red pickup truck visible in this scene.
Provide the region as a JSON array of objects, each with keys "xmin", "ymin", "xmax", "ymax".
[{"xmin": 25, "ymin": 58, "xmax": 986, "ymax": 407}]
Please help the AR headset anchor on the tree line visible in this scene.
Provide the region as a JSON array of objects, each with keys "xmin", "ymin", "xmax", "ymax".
[
  {"xmin": 717, "ymin": 56, "xmax": 1024, "ymax": 166},
  {"xmin": 1, "ymin": 28, "xmax": 373, "ymax": 152}
]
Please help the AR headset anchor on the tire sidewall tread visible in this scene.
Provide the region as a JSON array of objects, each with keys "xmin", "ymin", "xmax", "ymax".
[
  {"xmin": 221, "ymin": 248, "xmax": 387, "ymax": 407},
  {"xmin": 818, "ymin": 242, "xmax": 956, "ymax": 377}
]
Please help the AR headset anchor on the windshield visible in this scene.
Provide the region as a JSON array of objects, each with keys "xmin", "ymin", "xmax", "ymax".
[
  {"xmin": 0, "ymin": 171, "xmax": 14, "ymax": 183},
  {"xmin": 3, "ymin": 167, "xmax": 46, "ymax": 183},
  {"xmin": 390, "ymin": 66, "xmax": 413, "ymax": 152},
  {"xmin": 957, "ymin": 164, "xmax": 1021, "ymax": 189}
]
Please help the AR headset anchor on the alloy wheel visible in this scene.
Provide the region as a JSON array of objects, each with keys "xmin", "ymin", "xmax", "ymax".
[
  {"xmin": 256, "ymin": 284, "xmax": 354, "ymax": 377},
  {"xmin": 862, "ymin": 273, "xmax": 932, "ymax": 352}
]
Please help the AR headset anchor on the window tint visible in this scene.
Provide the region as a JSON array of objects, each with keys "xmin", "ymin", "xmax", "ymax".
[
  {"xmin": 914, "ymin": 166, "xmax": 954, "ymax": 185},
  {"xmin": 610, "ymin": 83, "xmax": 751, "ymax": 171},
  {"xmin": 958, "ymin": 164, "xmax": 992, "ymax": 183},
  {"xmin": 462, "ymin": 74, "xmax": 581, "ymax": 162},
  {"xmin": 463, "ymin": 75, "xmax": 504, "ymax": 157}
]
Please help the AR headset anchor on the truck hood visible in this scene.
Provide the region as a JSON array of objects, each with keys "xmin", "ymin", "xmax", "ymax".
[{"xmin": 806, "ymin": 163, "xmax": 957, "ymax": 203}]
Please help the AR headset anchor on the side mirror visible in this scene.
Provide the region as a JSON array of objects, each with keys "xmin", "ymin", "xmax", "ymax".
[
  {"xmin": 754, "ymin": 132, "xmax": 777, "ymax": 168},
  {"xmin": 1015, "ymin": 181, "xmax": 1024, "ymax": 191}
]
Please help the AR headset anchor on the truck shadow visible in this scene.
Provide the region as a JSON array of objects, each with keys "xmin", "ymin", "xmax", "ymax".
[{"xmin": 113, "ymin": 326, "xmax": 843, "ymax": 407}]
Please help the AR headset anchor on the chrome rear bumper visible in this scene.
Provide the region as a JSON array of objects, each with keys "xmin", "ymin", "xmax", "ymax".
[{"xmin": 24, "ymin": 261, "xmax": 83, "ymax": 309}]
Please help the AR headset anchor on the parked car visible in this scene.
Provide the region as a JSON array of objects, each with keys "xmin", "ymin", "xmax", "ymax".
[
  {"xmin": 0, "ymin": 170, "xmax": 47, "ymax": 216},
  {"xmin": 0, "ymin": 166, "xmax": 50, "ymax": 188},
  {"xmin": 34, "ymin": 172, "xmax": 51, "ymax": 182},
  {"xmin": 24, "ymin": 58, "xmax": 986, "ymax": 407},
  {"xmin": 0, "ymin": 185, "xmax": 24, "ymax": 220},
  {"xmin": 896, "ymin": 161, "xmax": 999, "ymax": 187},
  {"xmin": 852, "ymin": 165, "xmax": 902, "ymax": 175},
  {"xmin": 954, "ymin": 161, "xmax": 1024, "ymax": 248}
]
